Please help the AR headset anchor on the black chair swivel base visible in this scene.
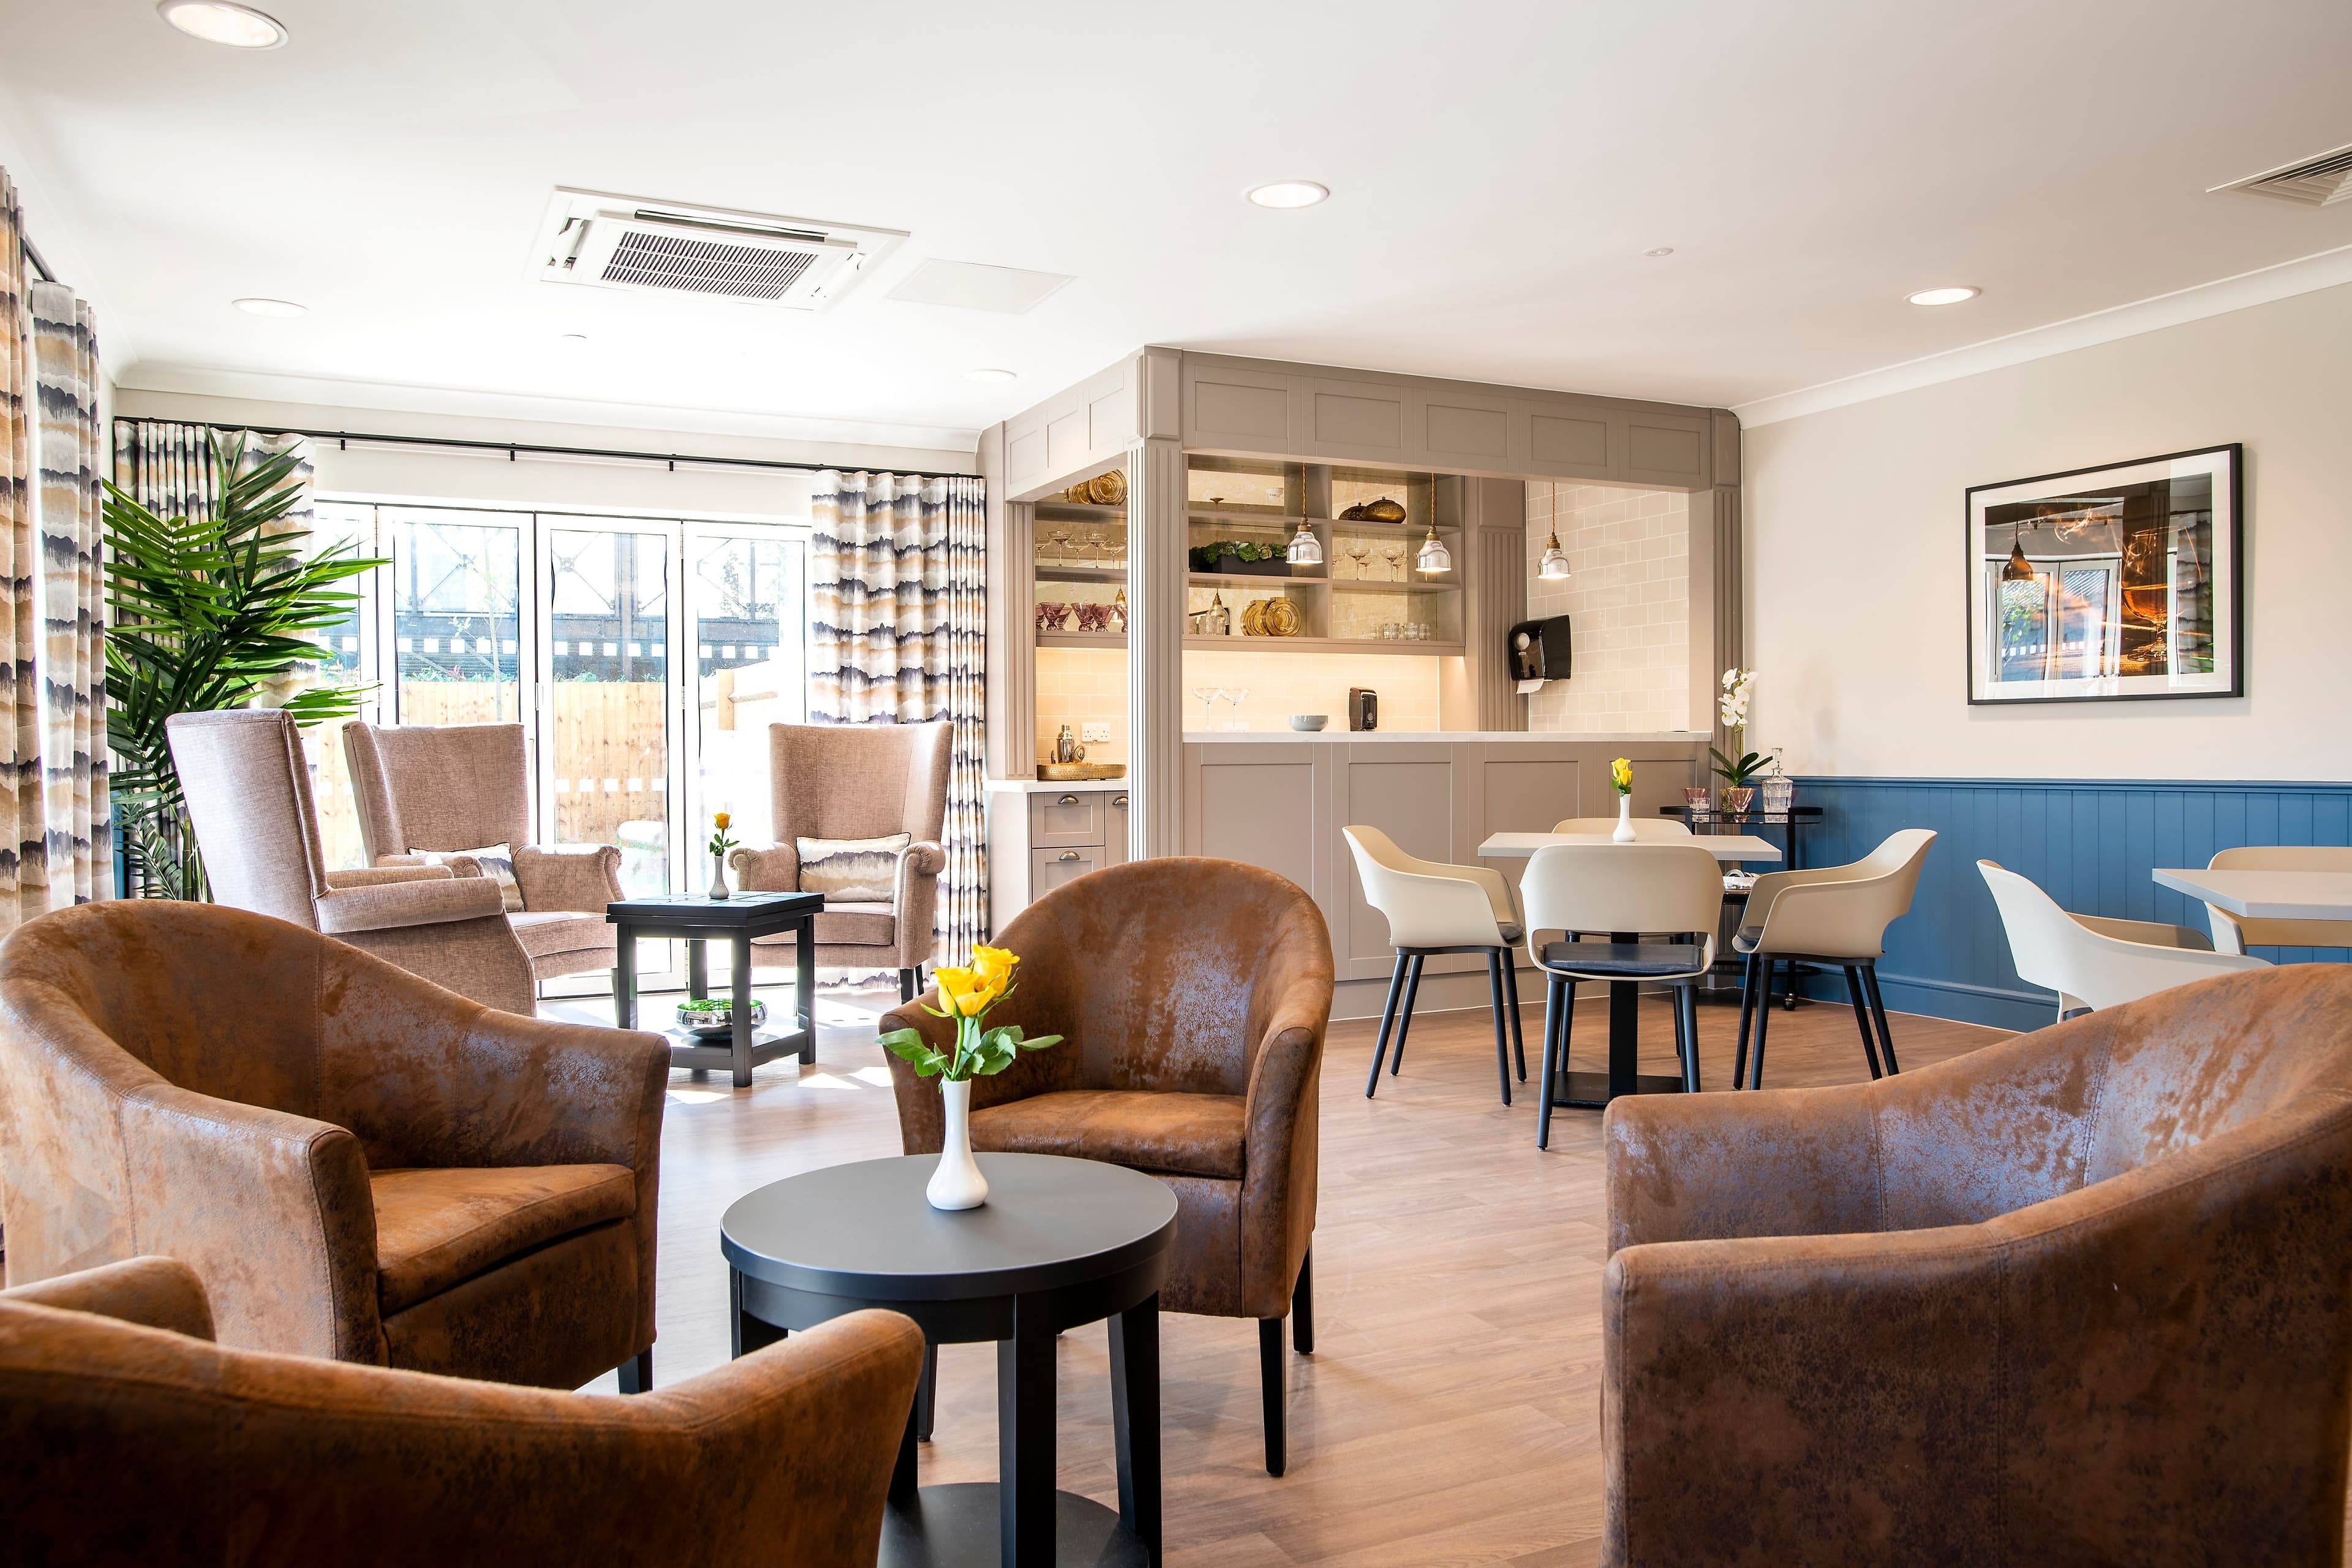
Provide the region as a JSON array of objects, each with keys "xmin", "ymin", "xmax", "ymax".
[
  {"xmin": 1363, "ymin": 946, "xmax": 1526, "ymax": 1103},
  {"xmin": 1735, "ymin": 952, "xmax": 1901, "ymax": 1090}
]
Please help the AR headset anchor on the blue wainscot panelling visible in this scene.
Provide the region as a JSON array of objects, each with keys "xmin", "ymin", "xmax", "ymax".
[{"xmin": 1792, "ymin": 777, "xmax": 2352, "ymax": 1032}]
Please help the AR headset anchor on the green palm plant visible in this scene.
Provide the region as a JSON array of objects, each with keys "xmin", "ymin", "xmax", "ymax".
[{"xmin": 104, "ymin": 434, "xmax": 385, "ymax": 899}]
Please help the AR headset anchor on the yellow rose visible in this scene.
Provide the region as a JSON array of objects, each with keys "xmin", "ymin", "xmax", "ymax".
[
  {"xmin": 935, "ymin": 965, "xmax": 1004, "ymax": 1018},
  {"xmin": 972, "ymin": 944, "xmax": 1019, "ymax": 984},
  {"xmin": 713, "ymin": 811, "xmax": 731, "ymax": 830},
  {"xmin": 1611, "ymin": 757, "xmax": 1633, "ymax": 791}
]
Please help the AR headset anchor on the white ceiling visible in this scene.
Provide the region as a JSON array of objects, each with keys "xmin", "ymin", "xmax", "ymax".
[{"xmin": 3, "ymin": 0, "xmax": 2349, "ymax": 452}]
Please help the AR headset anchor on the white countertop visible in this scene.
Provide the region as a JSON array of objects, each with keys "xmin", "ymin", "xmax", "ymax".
[
  {"xmin": 1183, "ymin": 729, "xmax": 1707, "ymax": 744},
  {"xmin": 986, "ymin": 776, "xmax": 1129, "ymax": 794}
]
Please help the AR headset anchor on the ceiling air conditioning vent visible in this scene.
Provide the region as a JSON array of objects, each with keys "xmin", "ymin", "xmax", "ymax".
[
  {"xmin": 2209, "ymin": 143, "xmax": 2352, "ymax": 208},
  {"xmin": 527, "ymin": 189, "xmax": 907, "ymax": 309}
]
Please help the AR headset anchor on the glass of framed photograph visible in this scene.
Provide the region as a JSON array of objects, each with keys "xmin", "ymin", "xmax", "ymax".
[{"xmin": 1966, "ymin": 444, "xmax": 2241, "ymax": 704}]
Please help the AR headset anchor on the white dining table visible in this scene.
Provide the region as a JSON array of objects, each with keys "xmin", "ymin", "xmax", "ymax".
[
  {"xmin": 2150, "ymin": 867, "xmax": 2352, "ymax": 922},
  {"xmin": 1476, "ymin": 831, "xmax": 1783, "ymax": 864}
]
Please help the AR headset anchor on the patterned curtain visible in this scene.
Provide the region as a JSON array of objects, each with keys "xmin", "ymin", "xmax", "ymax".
[
  {"xmin": 809, "ymin": 470, "xmax": 988, "ymax": 965},
  {"xmin": 0, "ymin": 170, "xmax": 32, "ymax": 924},
  {"xmin": 31, "ymin": 283, "xmax": 106, "ymax": 911},
  {"xmin": 111, "ymin": 419, "xmax": 314, "ymax": 528}
]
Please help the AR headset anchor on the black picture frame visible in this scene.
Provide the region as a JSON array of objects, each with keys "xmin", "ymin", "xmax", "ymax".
[{"xmin": 1964, "ymin": 443, "xmax": 2243, "ymax": 706}]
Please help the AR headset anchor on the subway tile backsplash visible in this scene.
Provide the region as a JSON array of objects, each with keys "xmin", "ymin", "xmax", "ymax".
[{"xmin": 1524, "ymin": 482, "xmax": 1691, "ymax": 733}]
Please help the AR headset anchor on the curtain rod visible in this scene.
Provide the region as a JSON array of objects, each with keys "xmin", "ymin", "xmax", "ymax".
[
  {"xmin": 108, "ymin": 417, "xmax": 979, "ymax": 481},
  {"xmin": 21, "ymin": 234, "xmax": 56, "ymax": 284}
]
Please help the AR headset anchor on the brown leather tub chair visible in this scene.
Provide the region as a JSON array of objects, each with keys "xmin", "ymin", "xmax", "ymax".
[
  {"xmin": 882, "ymin": 857, "xmax": 1333, "ymax": 1474},
  {"xmin": 1, "ymin": 1256, "xmax": 921, "ymax": 1567},
  {"xmin": 1602, "ymin": 963, "xmax": 2352, "ymax": 1567},
  {"xmin": 0, "ymin": 902, "xmax": 666, "ymax": 1392}
]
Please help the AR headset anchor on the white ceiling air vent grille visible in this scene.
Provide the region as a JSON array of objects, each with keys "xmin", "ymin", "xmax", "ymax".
[
  {"xmin": 2208, "ymin": 143, "xmax": 2352, "ymax": 208},
  {"xmin": 528, "ymin": 189, "xmax": 908, "ymax": 310}
]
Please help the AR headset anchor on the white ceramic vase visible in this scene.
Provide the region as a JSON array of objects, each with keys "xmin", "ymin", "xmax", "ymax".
[
  {"xmin": 708, "ymin": 857, "xmax": 730, "ymax": 899},
  {"xmin": 1613, "ymin": 793, "xmax": 1635, "ymax": 843},
  {"xmin": 927, "ymin": 1077, "xmax": 989, "ymax": 1210}
]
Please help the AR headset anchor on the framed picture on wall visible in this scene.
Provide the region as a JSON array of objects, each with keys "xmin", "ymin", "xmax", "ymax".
[{"xmin": 1966, "ymin": 443, "xmax": 2242, "ymax": 704}]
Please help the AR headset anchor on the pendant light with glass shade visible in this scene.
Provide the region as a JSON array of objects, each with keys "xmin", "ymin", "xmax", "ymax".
[
  {"xmin": 1414, "ymin": 521, "xmax": 1452, "ymax": 575},
  {"xmin": 1537, "ymin": 525, "xmax": 1572, "ymax": 580},
  {"xmin": 1286, "ymin": 517, "xmax": 1323, "ymax": 566}
]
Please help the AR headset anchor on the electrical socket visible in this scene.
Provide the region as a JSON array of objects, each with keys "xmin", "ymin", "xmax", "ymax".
[{"xmin": 1082, "ymin": 723, "xmax": 1111, "ymax": 744}]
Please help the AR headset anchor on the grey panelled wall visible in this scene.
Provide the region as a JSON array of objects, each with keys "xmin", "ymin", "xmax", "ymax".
[
  {"xmin": 1458, "ymin": 477, "xmax": 1530, "ymax": 732},
  {"xmin": 1177, "ymin": 352, "xmax": 1717, "ymax": 489},
  {"xmin": 1184, "ymin": 737, "xmax": 1709, "ymax": 1016}
]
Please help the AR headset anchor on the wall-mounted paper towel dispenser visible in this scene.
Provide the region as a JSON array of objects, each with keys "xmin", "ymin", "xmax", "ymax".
[{"xmin": 1509, "ymin": 616, "xmax": 1572, "ymax": 692}]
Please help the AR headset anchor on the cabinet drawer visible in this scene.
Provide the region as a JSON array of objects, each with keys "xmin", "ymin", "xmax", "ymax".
[
  {"xmin": 1030, "ymin": 791, "xmax": 1104, "ymax": 848},
  {"xmin": 1102, "ymin": 791, "xmax": 1131, "ymax": 866},
  {"xmin": 1031, "ymin": 845, "xmax": 1101, "ymax": 895}
]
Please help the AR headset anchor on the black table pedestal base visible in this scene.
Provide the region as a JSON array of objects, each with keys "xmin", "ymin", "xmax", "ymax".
[
  {"xmin": 1548, "ymin": 1069, "xmax": 1687, "ymax": 1109},
  {"xmin": 881, "ymin": 1484, "xmax": 1148, "ymax": 1568}
]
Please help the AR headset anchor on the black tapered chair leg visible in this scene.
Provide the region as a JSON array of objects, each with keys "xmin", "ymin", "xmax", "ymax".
[
  {"xmin": 1390, "ymin": 955, "xmax": 1425, "ymax": 1075},
  {"xmin": 899, "ymin": 967, "xmax": 916, "ymax": 1003},
  {"xmin": 1501, "ymin": 954, "xmax": 1527, "ymax": 1081},
  {"xmin": 1844, "ymin": 966, "xmax": 1885, "ymax": 1078},
  {"xmin": 617, "ymin": 1348, "xmax": 652, "ymax": 1393},
  {"xmin": 1537, "ymin": 973, "xmax": 1564, "ymax": 1150},
  {"xmin": 1365, "ymin": 951, "xmax": 1409, "ymax": 1098},
  {"xmin": 1486, "ymin": 949, "xmax": 1513, "ymax": 1107},
  {"xmin": 914, "ymin": 1342, "xmax": 938, "ymax": 1439},
  {"xmin": 1733, "ymin": 953, "xmax": 1760, "ymax": 1088},
  {"xmin": 1749, "ymin": 959, "xmax": 1776, "ymax": 1090},
  {"xmin": 1259, "ymin": 1317, "xmax": 1287, "ymax": 1476},
  {"xmin": 1862, "ymin": 964, "xmax": 1902, "ymax": 1074},
  {"xmin": 1292, "ymin": 1249, "xmax": 1314, "ymax": 1355},
  {"xmin": 1678, "ymin": 983, "xmax": 1702, "ymax": 1092}
]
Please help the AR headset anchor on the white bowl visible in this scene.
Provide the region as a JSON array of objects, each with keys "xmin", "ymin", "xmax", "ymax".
[{"xmin": 1290, "ymin": 714, "xmax": 1329, "ymax": 731}]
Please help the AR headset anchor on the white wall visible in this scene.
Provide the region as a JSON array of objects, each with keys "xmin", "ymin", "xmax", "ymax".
[
  {"xmin": 1744, "ymin": 279, "xmax": 2352, "ymax": 782},
  {"xmin": 1524, "ymin": 481, "xmax": 1694, "ymax": 734}
]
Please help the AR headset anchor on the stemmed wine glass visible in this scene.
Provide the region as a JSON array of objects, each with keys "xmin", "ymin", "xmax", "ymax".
[
  {"xmin": 1381, "ymin": 543, "xmax": 1406, "ymax": 582},
  {"xmin": 1221, "ymin": 687, "xmax": 1251, "ymax": 731},
  {"xmin": 1346, "ymin": 539, "xmax": 1372, "ymax": 581},
  {"xmin": 1192, "ymin": 686, "xmax": 1223, "ymax": 729},
  {"xmin": 1047, "ymin": 527, "xmax": 1072, "ymax": 566},
  {"xmin": 1084, "ymin": 530, "xmax": 1108, "ymax": 568}
]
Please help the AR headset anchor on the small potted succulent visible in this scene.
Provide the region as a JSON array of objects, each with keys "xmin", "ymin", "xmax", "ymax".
[{"xmin": 676, "ymin": 996, "xmax": 767, "ymax": 1038}]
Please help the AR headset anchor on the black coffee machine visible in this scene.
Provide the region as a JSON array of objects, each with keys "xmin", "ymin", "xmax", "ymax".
[
  {"xmin": 1508, "ymin": 616, "xmax": 1572, "ymax": 684},
  {"xmin": 1347, "ymin": 688, "xmax": 1378, "ymax": 731}
]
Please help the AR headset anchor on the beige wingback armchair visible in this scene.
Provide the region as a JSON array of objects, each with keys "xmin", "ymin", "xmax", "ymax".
[
  {"xmin": 167, "ymin": 710, "xmax": 535, "ymax": 1014},
  {"xmin": 343, "ymin": 720, "xmax": 622, "ymax": 991},
  {"xmin": 730, "ymin": 722, "xmax": 952, "ymax": 1000}
]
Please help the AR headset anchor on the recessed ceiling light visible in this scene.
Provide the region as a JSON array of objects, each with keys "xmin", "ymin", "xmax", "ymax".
[
  {"xmin": 1908, "ymin": 285, "xmax": 1981, "ymax": 306},
  {"xmin": 1644, "ymin": 246, "xmax": 1675, "ymax": 257},
  {"xmin": 232, "ymin": 296, "xmax": 306, "ymax": 318},
  {"xmin": 963, "ymin": 368, "xmax": 1017, "ymax": 383},
  {"xmin": 157, "ymin": 1, "xmax": 287, "ymax": 48},
  {"xmin": 1246, "ymin": 181, "xmax": 1330, "ymax": 209}
]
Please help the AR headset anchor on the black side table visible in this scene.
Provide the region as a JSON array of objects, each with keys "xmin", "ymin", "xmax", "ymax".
[
  {"xmin": 722, "ymin": 1153, "xmax": 1177, "ymax": 1568},
  {"xmin": 606, "ymin": 890, "xmax": 821, "ymax": 1087}
]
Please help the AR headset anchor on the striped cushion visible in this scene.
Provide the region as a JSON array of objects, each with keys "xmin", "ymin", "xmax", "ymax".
[
  {"xmin": 409, "ymin": 843, "xmax": 523, "ymax": 912},
  {"xmin": 797, "ymin": 833, "xmax": 911, "ymax": 903}
]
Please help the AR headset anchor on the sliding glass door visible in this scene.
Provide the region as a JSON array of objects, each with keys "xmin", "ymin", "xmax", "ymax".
[{"xmin": 303, "ymin": 500, "xmax": 806, "ymax": 991}]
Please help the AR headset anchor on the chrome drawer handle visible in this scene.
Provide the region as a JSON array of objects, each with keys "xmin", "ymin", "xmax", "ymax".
[
  {"xmin": 1057, "ymin": 794, "xmax": 1080, "ymax": 805},
  {"xmin": 1112, "ymin": 795, "xmax": 1128, "ymax": 808},
  {"xmin": 1058, "ymin": 851, "xmax": 1082, "ymax": 862}
]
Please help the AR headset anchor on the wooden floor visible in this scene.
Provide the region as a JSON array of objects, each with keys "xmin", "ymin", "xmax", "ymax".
[{"xmin": 581, "ymin": 987, "xmax": 2006, "ymax": 1565}]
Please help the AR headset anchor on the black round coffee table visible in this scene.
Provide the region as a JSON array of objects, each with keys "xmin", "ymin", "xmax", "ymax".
[{"xmin": 720, "ymin": 1153, "xmax": 1178, "ymax": 1568}]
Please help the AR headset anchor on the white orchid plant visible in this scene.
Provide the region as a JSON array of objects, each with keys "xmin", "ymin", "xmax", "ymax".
[{"xmin": 1709, "ymin": 668, "xmax": 1766, "ymax": 786}]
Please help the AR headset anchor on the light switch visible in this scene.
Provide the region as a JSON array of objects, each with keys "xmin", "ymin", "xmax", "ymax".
[{"xmin": 1082, "ymin": 722, "xmax": 1111, "ymax": 743}]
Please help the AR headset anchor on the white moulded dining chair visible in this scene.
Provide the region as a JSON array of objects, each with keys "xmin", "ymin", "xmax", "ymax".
[
  {"xmin": 1521, "ymin": 841, "xmax": 1722, "ymax": 1150},
  {"xmin": 1979, "ymin": 859, "xmax": 2269, "ymax": 1022},
  {"xmin": 2201, "ymin": 845, "xmax": 2352, "ymax": 954},
  {"xmin": 1550, "ymin": 816, "xmax": 1695, "ymax": 842},
  {"xmin": 1733, "ymin": 828, "xmax": 1937, "ymax": 1091},
  {"xmin": 1343, "ymin": 826, "xmax": 1527, "ymax": 1104}
]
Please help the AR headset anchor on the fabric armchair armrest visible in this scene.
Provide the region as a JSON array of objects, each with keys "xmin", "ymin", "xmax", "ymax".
[
  {"xmin": 0, "ymin": 1256, "xmax": 216, "ymax": 1341},
  {"xmin": 315, "ymin": 873, "xmax": 505, "ymax": 934},
  {"xmin": 730, "ymin": 843, "xmax": 800, "ymax": 892},
  {"xmin": 1605, "ymin": 1087, "xmax": 1885, "ymax": 1252},
  {"xmin": 328, "ymin": 864, "xmax": 458, "ymax": 888},
  {"xmin": 892, "ymin": 840, "xmax": 946, "ymax": 966},
  {"xmin": 512, "ymin": 843, "xmax": 624, "ymax": 912},
  {"xmin": 114, "ymin": 1085, "xmax": 381, "ymax": 1361}
]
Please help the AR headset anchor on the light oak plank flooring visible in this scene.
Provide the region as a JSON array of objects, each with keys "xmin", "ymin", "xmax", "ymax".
[{"xmin": 574, "ymin": 988, "xmax": 2005, "ymax": 1564}]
